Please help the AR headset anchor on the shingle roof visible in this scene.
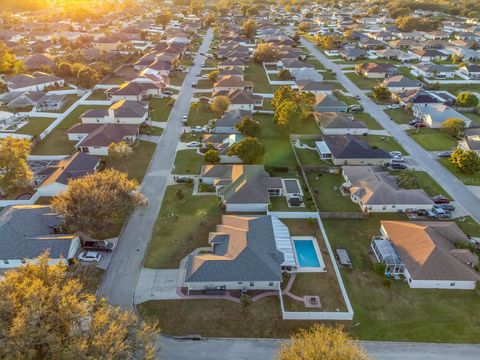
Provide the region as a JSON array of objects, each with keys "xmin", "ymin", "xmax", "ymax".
[{"xmin": 323, "ymin": 135, "xmax": 392, "ymax": 159}]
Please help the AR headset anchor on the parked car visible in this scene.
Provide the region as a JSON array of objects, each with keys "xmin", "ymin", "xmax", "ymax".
[
  {"xmin": 389, "ymin": 151, "xmax": 403, "ymax": 160},
  {"xmin": 201, "ymin": 61, "xmax": 206, "ymax": 67},
  {"xmin": 78, "ymin": 251, "xmax": 101, "ymax": 262},
  {"xmin": 431, "ymin": 195, "xmax": 450, "ymax": 204},
  {"xmin": 434, "ymin": 203, "xmax": 455, "ymax": 212},
  {"xmin": 195, "ymin": 72, "xmax": 201, "ymax": 76},
  {"xmin": 162, "ymin": 90, "xmax": 173, "ymax": 96},
  {"xmin": 354, "ymin": 95, "xmax": 361, "ymax": 100},
  {"xmin": 184, "ymin": 67, "xmax": 190, "ymax": 73},
  {"xmin": 199, "ymin": 97, "xmax": 210, "ymax": 103},
  {"xmin": 200, "ymin": 52, "xmax": 205, "ymax": 56},
  {"xmin": 187, "ymin": 141, "xmax": 201, "ymax": 147},
  {"xmin": 201, "ymin": 74, "xmax": 209, "ymax": 79},
  {"xmin": 387, "ymin": 104, "xmax": 400, "ymax": 109},
  {"xmin": 182, "ymin": 115, "xmax": 188, "ymax": 123},
  {"xmin": 408, "ymin": 119, "xmax": 422, "ymax": 126},
  {"xmin": 438, "ymin": 151, "xmax": 452, "ymax": 158},
  {"xmin": 427, "ymin": 208, "xmax": 451, "ymax": 219},
  {"xmin": 347, "ymin": 105, "xmax": 364, "ymax": 113},
  {"xmin": 82, "ymin": 240, "xmax": 115, "ymax": 252},
  {"xmin": 191, "ymin": 126, "xmax": 204, "ymax": 133},
  {"xmin": 390, "ymin": 162, "xmax": 407, "ymax": 170},
  {"xmin": 191, "ymin": 82, "xmax": 197, "ymax": 88}
]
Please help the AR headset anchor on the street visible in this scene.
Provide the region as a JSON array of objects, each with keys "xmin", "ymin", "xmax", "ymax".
[
  {"xmin": 301, "ymin": 37, "xmax": 480, "ymax": 224},
  {"xmin": 97, "ymin": 28, "xmax": 214, "ymax": 309}
]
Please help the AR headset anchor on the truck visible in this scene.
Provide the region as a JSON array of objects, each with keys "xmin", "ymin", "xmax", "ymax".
[{"xmin": 82, "ymin": 240, "xmax": 115, "ymax": 252}]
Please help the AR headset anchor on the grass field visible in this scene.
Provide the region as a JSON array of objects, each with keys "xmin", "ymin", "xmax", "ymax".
[
  {"xmin": 384, "ymin": 109, "xmax": 413, "ymax": 124},
  {"xmin": 345, "ymin": 72, "xmax": 380, "ymax": 90},
  {"xmin": 439, "ymin": 158, "xmax": 480, "ymax": 186},
  {"xmin": 353, "ymin": 112, "xmax": 383, "ymax": 130},
  {"xmin": 144, "ymin": 184, "xmax": 221, "ymax": 268},
  {"xmin": 150, "ymin": 97, "xmax": 174, "ymax": 122},
  {"xmin": 407, "ymin": 128, "xmax": 458, "ymax": 151},
  {"xmin": 363, "ymin": 135, "xmax": 406, "ymax": 154},
  {"xmin": 87, "ymin": 89, "xmax": 108, "ymax": 100},
  {"xmin": 15, "ymin": 117, "xmax": 55, "ymax": 136},
  {"xmin": 187, "ymin": 102, "xmax": 218, "ymax": 126},
  {"xmin": 32, "ymin": 105, "xmax": 108, "ymax": 155},
  {"xmin": 306, "ymin": 173, "xmax": 360, "ymax": 212},
  {"xmin": 245, "ymin": 62, "xmax": 277, "ymax": 93},
  {"xmin": 173, "ymin": 149, "xmax": 204, "ymax": 174}
]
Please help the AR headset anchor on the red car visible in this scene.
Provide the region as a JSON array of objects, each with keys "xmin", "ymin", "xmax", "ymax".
[{"xmin": 431, "ymin": 195, "xmax": 450, "ymax": 204}]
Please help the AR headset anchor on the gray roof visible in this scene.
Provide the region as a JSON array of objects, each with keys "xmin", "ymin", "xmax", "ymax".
[
  {"xmin": 0, "ymin": 206, "xmax": 77, "ymax": 260},
  {"xmin": 185, "ymin": 215, "xmax": 285, "ymax": 283},
  {"xmin": 214, "ymin": 109, "xmax": 252, "ymax": 128},
  {"xmin": 323, "ymin": 135, "xmax": 392, "ymax": 160}
]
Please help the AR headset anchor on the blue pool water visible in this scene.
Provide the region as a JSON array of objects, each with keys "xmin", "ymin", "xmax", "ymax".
[{"xmin": 294, "ymin": 240, "xmax": 321, "ymax": 267}]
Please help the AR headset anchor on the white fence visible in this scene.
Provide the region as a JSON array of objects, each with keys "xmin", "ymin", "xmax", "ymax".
[
  {"xmin": 0, "ymin": 192, "xmax": 40, "ymax": 207},
  {"xmin": 268, "ymin": 211, "xmax": 355, "ymax": 321},
  {"xmin": 18, "ymin": 112, "xmax": 59, "ymax": 118},
  {"xmin": 95, "ymin": 84, "xmax": 119, "ymax": 89},
  {"xmin": 78, "ymin": 100, "xmax": 113, "ymax": 106},
  {"xmin": 47, "ymin": 89, "xmax": 84, "ymax": 96},
  {"xmin": 0, "ymin": 133, "xmax": 32, "ymax": 139}
]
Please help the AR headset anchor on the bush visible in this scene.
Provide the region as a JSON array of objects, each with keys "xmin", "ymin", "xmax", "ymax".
[{"xmin": 373, "ymin": 262, "xmax": 386, "ymax": 275}]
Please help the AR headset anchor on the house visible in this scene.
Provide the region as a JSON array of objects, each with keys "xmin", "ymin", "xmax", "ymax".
[
  {"xmin": 314, "ymin": 94, "xmax": 348, "ymax": 113},
  {"xmin": 225, "ymin": 89, "xmax": 263, "ymax": 111},
  {"xmin": 316, "ymin": 112, "xmax": 368, "ymax": 135},
  {"xmin": 211, "ymin": 109, "xmax": 252, "ymax": 134},
  {"xmin": 459, "ymin": 64, "xmax": 480, "ymax": 79},
  {"xmin": 316, "ymin": 135, "xmax": 392, "ymax": 166},
  {"xmin": 296, "ymin": 81, "xmax": 336, "ymax": 95},
  {"xmin": 342, "ymin": 166, "xmax": 433, "ymax": 212},
  {"xmin": 458, "ymin": 128, "xmax": 480, "ymax": 155},
  {"xmin": 107, "ymin": 81, "xmax": 163, "ymax": 101},
  {"xmin": 278, "ymin": 58, "xmax": 313, "ymax": 72},
  {"xmin": 213, "ymin": 75, "xmax": 253, "ymax": 94},
  {"xmin": 184, "ymin": 215, "xmax": 293, "ymax": 292},
  {"xmin": 2, "ymin": 91, "xmax": 66, "ymax": 111},
  {"xmin": 200, "ymin": 165, "xmax": 284, "ymax": 212},
  {"xmin": 372, "ymin": 221, "xmax": 480, "ymax": 289},
  {"xmin": 218, "ymin": 67, "xmax": 245, "ymax": 80},
  {"xmin": 411, "ymin": 63, "xmax": 455, "ymax": 79},
  {"xmin": 218, "ymin": 58, "xmax": 246, "ymax": 70},
  {"xmin": 80, "ymin": 100, "xmax": 148, "ymax": 125},
  {"xmin": 35, "ymin": 152, "xmax": 100, "ymax": 196},
  {"xmin": 290, "ymin": 67, "xmax": 323, "ymax": 82},
  {"xmin": 355, "ymin": 62, "xmax": 398, "ymax": 79},
  {"xmin": 24, "ymin": 53, "xmax": 55, "ymax": 70},
  {"xmin": 0, "ymin": 205, "xmax": 80, "ymax": 269},
  {"xmin": 339, "ymin": 48, "xmax": 367, "ymax": 61},
  {"xmin": 67, "ymin": 123, "xmax": 139, "ymax": 156},
  {"xmin": 93, "ymin": 36, "xmax": 121, "ymax": 51},
  {"xmin": 410, "ymin": 49, "xmax": 449, "ymax": 62},
  {"xmin": 202, "ymin": 133, "xmax": 243, "ymax": 163},
  {"xmin": 392, "ymin": 89, "xmax": 442, "ymax": 107},
  {"xmin": 412, "ymin": 104, "xmax": 472, "ymax": 128},
  {"xmin": 375, "ymin": 48, "xmax": 412, "ymax": 61},
  {"xmin": 382, "ymin": 75, "xmax": 423, "ymax": 93},
  {"xmin": 5, "ymin": 72, "xmax": 64, "ymax": 92}
]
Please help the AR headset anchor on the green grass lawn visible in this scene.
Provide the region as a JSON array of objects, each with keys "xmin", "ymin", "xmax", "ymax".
[
  {"xmin": 245, "ymin": 62, "xmax": 277, "ymax": 93},
  {"xmin": 306, "ymin": 172, "xmax": 360, "ymax": 212},
  {"xmin": 87, "ymin": 89, "xmax": 108, "ymax": 100},
  {"xmin": 353, "ymin": 113, "xmax": 383, "ymax": 130},
  {"xmin": 269, "ymin": 196, "xmax": 305, "ymax": 212},
  {"xmin": 32, "ymin": 105, "xmax": 108, "ymax": 155},
  {"xmin": 15, "ymin": 117, "xmax": 55, "ymax": 136},
  {"xmin": 150, "ymin": 97, "xmax": 174, "ymax": 122},
  {"xmin": 173, "ymin": 149, "xmax": 204, "ymax": 174},
  {"xmin": 322, "ymin": 214, "xmax": 480, "ymax": 343},
  {"xmin": 439, "ymin": 158, "xmax": 480, "ymax": 186},
  {"xmin": 196, "ymin": 79, "xmax": 212, "ymax": 89},
  {"xmin": 169, "ymin": 72, "xmax": 186, "ymax": 86},
  {"xmin": 102, "ymin": 75, "xmax": 126, "ymax": 85},
  {"xmin": 407, "ymin": 128, "xmax": 457, "ymax": 151},
  {"xmin": 412, "ymin": 171, "xmax": 450, "ymax": 198},
  {"xmin": 345, "ymin": 72, "xmax": 380, "ymax": 90},
  {"xmin": 104, "ymin": 141, "xmax": 156, "ymax": 183},
  {"xmin": 187, "ymin": 103, "xmax": 218, "ymax": 126},
  {"xmin": 363, "ymin": 135, "xmax": 405, "ymax": 154},
  {"xmin": 439, "ymin": 84, "xmax": 480, "ymax": 96},
  {"xmin": 144, "ymin": 184, "xmax": 221, "ymax": 268},
  {"xmin": 294, "ymin": 147, "xmax": 328, "ymax": 166},
  {"xmin": 455, "ymin": 216, "xmax": 480, "ymax": 237},
  {"xmin": 385, "ymin": 109, "xmax": 413, "ymax": 124}
]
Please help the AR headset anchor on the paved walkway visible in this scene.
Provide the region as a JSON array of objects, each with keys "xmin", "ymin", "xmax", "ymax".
[
  {"xmin": 98, "ymin": 28, "xmax": 214, "ymax": 310},
  {"xmin": 134, "ymin": 268, "xmax": 181, "ymax": 303},
  {"xmin": 300, "ymin": 36, "xmax": 480, "ymax": 224}
]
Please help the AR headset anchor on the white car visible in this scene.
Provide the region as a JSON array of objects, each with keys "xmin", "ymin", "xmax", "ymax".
[
  {"xmin": 190, "ymin": 126, "xmax": 204, "ymax": 133},
  {"xmin": 389, "ymin": 151, "xmax": 403, "ymax": 160},
  {"xmin": 201, "ymin": 74, "xmax": 209, "ymax": 79},
  {"xmin": 195, "ymin": 72, "xmax": 201, "ymax": 76},
  {"xmin": 78, "ymin": 251, "xmax": 101, "ymax": 262},
  {"xmin": 187, "ymin": 141, "xmax": 201, "ymax": 147},
  {"xmin": 182, "ymin": 115, "xmax": 188, "ymax": 122},
  {"xmin": 387, "ymin": 104, "xmax": 400, "ymax": 109}
]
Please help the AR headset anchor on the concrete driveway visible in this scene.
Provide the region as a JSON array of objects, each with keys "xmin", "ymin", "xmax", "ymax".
[
  {"xmin": 134, "ymin": 268, "xmax": 180, "ymax": 304},
  {"xmin": 97, "ymin": 28, "xmax": 214, "ymax": 310},
  {"xmin": 300, "ymin": 36, "xmax": 480, "ymax": 224}
]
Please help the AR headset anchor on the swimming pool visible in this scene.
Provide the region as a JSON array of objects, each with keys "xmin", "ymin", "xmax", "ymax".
[{"xmin": 294, "ymin": 239, "xmax": 321, "ymax": 268}]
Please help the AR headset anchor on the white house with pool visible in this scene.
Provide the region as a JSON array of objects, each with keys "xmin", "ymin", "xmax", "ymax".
[{"xmin": 183, "ymin": 215, "xmax": 326, "ymax": 293}]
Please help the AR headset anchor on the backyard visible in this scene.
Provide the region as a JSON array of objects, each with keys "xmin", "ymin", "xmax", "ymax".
[
  {"xmin": 14, "ymin": 117, "xmax": 55, "ymax": 137},
  {"xmin": 144, "ymin": 184, "xmax": 221, "ymax": 268},
  {"xmin": 245, "ymin": 62, "xmax": 277, "ymax": 93}
]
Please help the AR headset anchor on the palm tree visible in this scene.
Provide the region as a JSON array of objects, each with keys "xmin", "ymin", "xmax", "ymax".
[{"xmin": 396, "ymin": 169, "xmax": 418, "ymax": 189}]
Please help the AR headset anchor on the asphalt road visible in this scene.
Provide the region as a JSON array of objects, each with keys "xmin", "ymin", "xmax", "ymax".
[
  {"xmin": 97, "ymin": 28, "xmax": 214, "ymax": 309},
  {"xmin": 159, "ymin": 337, "xmax": 480, "ymax": 360},
  {"xmin": 300, "ymin": 37, "xmax": 480, "ymax": 224}
]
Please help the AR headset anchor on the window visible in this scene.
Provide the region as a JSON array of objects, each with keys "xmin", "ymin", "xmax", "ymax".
[
  {"xmin": 450, "ymin": 282, "xmax": 456, "ymax": 287},
  {"xmin": 4, "ymin": 260, "xmax": 9, "ymax": 264},
  {"xmin": 237, "ymin": 282, "xmax": 243, "ymax": 285},
  {"xmin": 269, "ymin": 282, "xmax": 273, "ymax": 286},
  {"xmin": 249, "ymin": 282, "xmax": 254, "ymax": 286}
]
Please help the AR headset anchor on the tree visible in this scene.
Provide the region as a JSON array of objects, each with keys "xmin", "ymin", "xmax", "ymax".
[
  {"xmin": 51, "ymin": 169, "xmax": 146, "ymax": 236},
  {"xmin": 278, "ymin": 69, "xmax": 292, "ymax": 80},
  {"xmin": 450, "ymin": 148, "xmax": 480, "ymax": 174},
  {"xmin": 442, "ymin": 118, "xmax": 465, "ymax": 138},
  {"xmin": 204, "ymin": 149, "xmax": 220, "ymax": 164},
  {"xmin": 227, "ymin": 137, "xmax": 265, "ymax": 164},
  {"xmin": 276, "ymin": 324, "xmax": 369, "ymax": 360},
  {"xmin": 274, "ymin": 99, "xmax": 302, "ymax": 130},
  {"xmin": 396, "ymin": 169, "xmax": 419, "ymax": 189},
  {"xmin": 0, "ymin": 137, "xmax": 32, "ymax": 193},
  {"xmin": 0, "ymin": 253, "xmax": 159, "ymax": 359},
  {"xmin": 390, "ymin": 7, "xmax": 411, "ymax": 18},
  {"xmin": 156, "ymin": 11, "xmax": 172, "ymax": 29},
  {"xmin": 253, "ymin": 43, "xmax": 280, "ymax": 63},
  {"xmin": 316, "ymin": 34, "xmax": 342, "ymax": 50},
  {"xmin": 455, "ymin": 92, "xmax": 479, "ymax": 108},
  {"xmin": 0, "ymin": 41, "xmax": 24, "ymax": 74},
  {"xmin": 240, "ymin": 294, "xmax": 252, "ymax": 312},
  {"xmin": 272, "ymin": 85, "xmax": 297, "ymax": 109},
  {"xmin": 77, "ymin": 66, "xmax": 100, "ymax": 88},
  {"xmin": 208, "ymin": 70, "xmax": 219, "ymax": 82},
  {"xmin": 372, "ymin": 84, "xmax": 391, "ymax": 102},
  {"xmin": 108, "ymin": 141, "xmax": 134, "ymax": 162},
  {"xmin": 175, "ymin": 187, "xmax": 185, "ymax": 203},
  {"xmin": 235, "ymin": 116, "xmax": 261, "ymax": 136},
  {"xmin": 210, "ymin": 95, "xmax": 230, "ymax": 114},
  {"xmin": 242, "ymin": 18, "xmax": 257, "ymax": 39},
  {"xmin": 56, "ymin": 61, "xmax": 73, "ymax": 77}
]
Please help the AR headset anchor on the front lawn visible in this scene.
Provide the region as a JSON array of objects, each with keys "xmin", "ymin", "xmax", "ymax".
[
  {"xmin": 407, "ymin": 128, "xmax": 457, "ymax": 151},
  {"xmin": 169, "ymin": 72, "xmax": 187, "ymax": 86},
  {"xmin": 104, "ymin": 141, "xmax": 156, "ymax": 183},
  {"xmin": 345, "ymin": 72, "xmax": 380, "ymax": 90},
  {"xmin": 32, "ymin": 105, "xmax": 108, "ymax": 155},
  {"xmin": 306, "ymin": 172, "xmax": 361, "ymax": 212},
  {"xmin": 102, "ymin": 76, "xmax": 126, "ymax": 85},
  {"xmin": 187, "ymin": 102, "xmax": 218, "ymax": 126},
  {"xmin": 16, "ymin": 117, "xmax": 55, "ymax": 137},
  {"xmin": 362, "ymin": 135, "xmax": 405, "ymax": 154},
  {"xmin": 353, "ymin": 113, "xmax": 383, "ymax": 130},
  {"xmin": 144, "ymin": 184, "xmax": 221, "ymax": 268},
  {"xmin": 322, "ymin": 214, "xmax": 480, "ymax": 343},
  {"xmin": 87, "ymin": 89, "xmax": 108, "ymax": 100},
  {"xmin": 385, "ymin": 109, "xmax": 413, "ymax": 124},
  {"xmin": 150, "ymin": 97, "xmax": 174, "ymax": 122},
  {"xmin": 173, "ymin": 149, "xmax": 204, "ymax": 174},
  {"xmin": 439, "ymin": 158, "xmax": 480, "ymax": 186}
]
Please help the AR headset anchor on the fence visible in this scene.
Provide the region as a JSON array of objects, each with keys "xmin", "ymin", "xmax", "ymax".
[
  {"xmin": 319, "ymin": 212, "xmax": 369, "ymax": 219},
  {"xmin": 0, "ymin": 192, "xmax": 40, "ymax": 207},
  {"xmin": 0, "ymin": 133, "xmax": 31, "ymax": 139}
]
